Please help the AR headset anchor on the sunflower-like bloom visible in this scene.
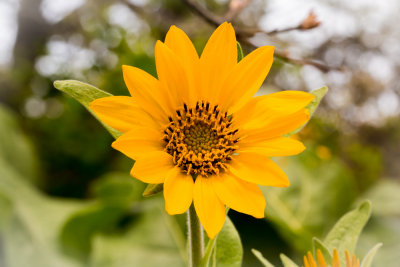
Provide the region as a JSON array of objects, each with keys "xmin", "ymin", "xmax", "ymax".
[
  {"xmin": 304, "ymin": 249, "xmax": 360, "ymax": 267},
  {"xmin": 90, "ymin": 22, "xmax": 314, "ymax": 239}
]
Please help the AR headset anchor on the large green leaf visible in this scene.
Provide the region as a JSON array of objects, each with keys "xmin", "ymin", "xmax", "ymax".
[
  {"xmin": 201, "ymin": 216, "xmax": 242, "ymax": 267},
  {"xmin": 324, "ymin": 201, "xmax": 371, "ymax": 265},
  {"xmin": 53, "ymin": 80, "xmax": 121, "ymax": 139},
  {"xmin": 214, "ymin": 217, "xmax": 243, "ymax": 267}
]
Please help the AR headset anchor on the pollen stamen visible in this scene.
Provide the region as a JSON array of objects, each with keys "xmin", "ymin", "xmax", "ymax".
[{"xmin": 163, "ymin": 101, "xmax": 239, "ymax": 177}]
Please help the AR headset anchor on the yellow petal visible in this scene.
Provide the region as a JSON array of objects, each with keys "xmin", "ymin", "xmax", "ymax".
[
  {"xmin": 212, "ymin": 173, "xmax": 265, "ymax": 218},
  {"xmin": 89, "ymin": 96, "xmax": 160, "ymax": 133},
  {"xmin": 345, "ymin": 251, "xmax": 351, "ymax": 267},
  {"xmin": 111, "ymin": 126, "xmax": 164, "ymax": 160},
  {"xmin": 307, "ymin": 252, "xmax": 318, "ymax": 267},
  {"xmin": 233, "ymin": 91, "xmax": 314, "ymax": 129},
  {"xmin": 240, "ymin": 109, "xmax": 310, "ymax": 142},
  {"xmin": 193, "ymin": 176, "xmax": 226, "ymax": 239},
  {"xmin": 122, "ymin": 65, "xmax": 171, "ymax": 123},
  {"xmin": 229, "ymin": 152, "xmax": 289, "ymax": 187},
  {"xmin": 155, "ymin": 40, "xmax": 189, "ymax": 109},
  {"xmin": 130, "ymin": 151, "xmax": 174, "ymax": 184},
  {"xmin": 316, "ymin": 250, "xmax": 328, "ymax": 267},
  {"xmin": 164, "ymin": 167, "xmax": 194, "ymax": 215},
  {"xmin": 238, "ymin": 137, "xmax": 306, "ymax": 157},
  {"xmin": 165, "ymin": 25, "xmax": 199, "ymax": 107},
  {"xmin": 332, "ymin": 249, "xmax": 340, "ymax": 267},
  {"xmin": 304, "ymin": 256, "xmax": 311, "ymax": 267},
  {"xmin": 219, "ymin": 46, "xmax": 274, "ymax": 114},
  {"xmin": 200, "ymin": 22, "xmax": 237, "ymax": 103}
]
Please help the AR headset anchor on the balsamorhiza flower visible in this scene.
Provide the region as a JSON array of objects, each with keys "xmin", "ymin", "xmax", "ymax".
[
  {"xmin": 304, "ymin": 249, "xmax": 360, "ymax": 267},
  {"xmin": 90, "ymin": 22, "xmax": 314, "ymax": 239}
]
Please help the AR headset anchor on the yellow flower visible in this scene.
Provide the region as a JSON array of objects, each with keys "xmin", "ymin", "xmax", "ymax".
[
  {"xmin": 90, "ymin": 22, "xmax": 314, "ymax": 239},
  {"xmin": 304, "ymin": 249, "xmax": 360, "ymax": 267}
]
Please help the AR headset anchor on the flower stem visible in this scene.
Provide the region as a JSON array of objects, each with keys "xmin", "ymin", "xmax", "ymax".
[{"xmin": 187, "ymin": 204, "xmax": 204, "ymax": 267}]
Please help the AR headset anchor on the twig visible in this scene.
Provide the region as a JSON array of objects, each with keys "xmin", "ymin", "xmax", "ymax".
[{"xmin": 183, "ymin": 0, "xmax": 337, "ymax": 72}]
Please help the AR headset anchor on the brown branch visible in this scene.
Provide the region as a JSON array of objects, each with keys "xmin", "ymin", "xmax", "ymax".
[
  {"xmin": 183, "ymin": 0, "xmax": 336, "ymax": 72},
  {"xmin": 224, "ymin": 0, "xmax": 252, "ymax": 21}
]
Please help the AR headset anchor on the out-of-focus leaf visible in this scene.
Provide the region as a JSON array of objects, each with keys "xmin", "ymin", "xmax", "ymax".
[
  {"xmin": 251, "ymin": 249, "xmax": 275, "ymax": 267},
  {"xmin": 60, "ymin": 172, "xmax": 146, "ymax": 259},
  {"xmin": 360, "ymin": 243, "xmax": 382, "ymax": 267},
  {"xmin": 288, "ymin": 86, "xmax": 328, "ymax": 135},
  {"xmin": 362, "ymin": 179, "xmax": 400, "ymax": 216},
  {"xmin": 214, "ymin": 217, "xmax": 242, "ymax": 267},
  {"xmin": 92, "ymin": 172, "xmax": 145, "ymax": 203},
  {"xmin": 312, "ymin": 238, "xmax": 332, "ymax": 263},
  {"xmin": 53, "ymin": 80, "xmax": 121, "ymax": 139},
  {"xmin": 0, "ymin": 105, "xmax": 40, "ymax": 184},
  {"xmin": 0, "ymin": 157, "xmax": 86, "ymax": 267},
  {"xmin": 142, "ymin": 183, "xmax": 163, "ymax": 197},
  {"xmin": 89, "ymin": 203, "xmax": 185, "ymax": 267},
  {"xmin": 262, "ymin": 156, "xmax": 357, "ymax": 251},
  {"xmin": 324, "ymin": 201, "xmax": 371, "ymax": 265},
  {"xmin": 357, "ymin": 217, "xmax": 400, "ymax": 267},
  {"xmin": 0, "ymin": 105, "xmax": 87, "ymax": 267},
  {"xmin": 280, "ymin": 254, "xmax": 299, "ymax": 267}
]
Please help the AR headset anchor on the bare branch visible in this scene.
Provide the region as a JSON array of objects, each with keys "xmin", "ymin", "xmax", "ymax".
[
  {"xmin": 224, "ymin": 0, "xmax": 252, "ymax": 21},
  {"xmin": 183, "ymin": 0, "xmax": 336, "ymax": 72}
]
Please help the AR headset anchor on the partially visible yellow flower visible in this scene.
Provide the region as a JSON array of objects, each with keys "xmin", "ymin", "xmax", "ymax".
[
  {"xmin": 304, "ymin": 249, "xmax": 360, "ymax": 267},
  {"xmin": 90, "ymin": 22, "xmax": 314, "ymax": 239}
]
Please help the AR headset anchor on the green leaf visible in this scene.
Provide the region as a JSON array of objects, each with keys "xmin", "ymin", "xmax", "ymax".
[
  {"xmin": 324, "ymin": 200, "xmax": 371, "ymax": 265},
  {"xmin": 53, "ymin": 80, "xmax": 121, "ymax": 139},
  {"xmin": 360, "ymin": 243, "xmax": 382, "ymax": 267},
  {"xmin": 251, "ymin": 249, "xmax": 275, "ymax": 267},
  {"xmin": 202, "ymin": 216, "xmax": 242, "ymax": 267},
  {"xmin": 280, "ymin": 254, "xmax": 299, "ymax": 267},
  {"xmin": 214, "ymin": 217, "xmax": 242, "ymax": 267},
  {"xmin": 287, "ymin": 86, "xmax": 328, "ymax": 135},
  {"xmin": 237, "ymin": 42, "xmax": 243, "ymax": 62},
  {"xmin": 312, "ymin": 237, "xmax": 332, "ymax": 263},
  {"xmin": 142, "ymin": 183, "xmax": 164, "ymax": 197},
  {"xmin": 306, "ymin": 86, "xmax": 328, "ymax": 117}
]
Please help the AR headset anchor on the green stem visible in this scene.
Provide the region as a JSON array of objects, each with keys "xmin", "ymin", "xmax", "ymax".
[
  {"xmin": 188, "ymin": 204, "xmax": 204, "ymax": 267},
  {"xmin": 200, "ymin": 236, "xmax": 217, "ymax": 267}
]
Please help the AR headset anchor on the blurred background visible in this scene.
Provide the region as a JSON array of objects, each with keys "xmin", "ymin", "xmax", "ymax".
[{"xmin": 0, "ymin": 0, "xmax": 399, "ymax": 266}]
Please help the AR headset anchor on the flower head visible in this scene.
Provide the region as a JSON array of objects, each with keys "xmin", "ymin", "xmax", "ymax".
[
  {"xmin": 304, "ymin": 249, "xmax": 360, "ymax": 267},
  {"xmin": 90, "ymin": 22, "xmax": 314, "ymax": 238}
]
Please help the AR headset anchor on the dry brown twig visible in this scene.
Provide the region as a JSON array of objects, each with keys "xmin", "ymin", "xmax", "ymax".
[{"xmin": 183, "ymin": 0, "xmax": 339, "ymax": 72}]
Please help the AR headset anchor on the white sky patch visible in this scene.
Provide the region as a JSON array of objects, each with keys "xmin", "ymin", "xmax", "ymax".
[
  {"xmin": 40, "ymin": 0, "xmax": 85, "ymax": 24},
  {"xmin": 377, "ymin": 90, "xmax": 400, "ymax": 117},
  {"xmin": 0, "ymin": 0, "xmax": 19, "ymax": 66},
  {"xmin": 107, "ymin": 3, "xmax": 148, "ymax": 34}
]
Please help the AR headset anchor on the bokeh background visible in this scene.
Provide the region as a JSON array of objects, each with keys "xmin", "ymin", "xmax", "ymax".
[{"xmin": 0, "ymin": 0, "xmax": 400, "ymax": 266}]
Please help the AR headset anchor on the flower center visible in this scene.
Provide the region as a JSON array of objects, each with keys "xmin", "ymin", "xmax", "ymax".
[{"xmin": 163, "ymin": 102, "xmax": 239, "ymax": 177}]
